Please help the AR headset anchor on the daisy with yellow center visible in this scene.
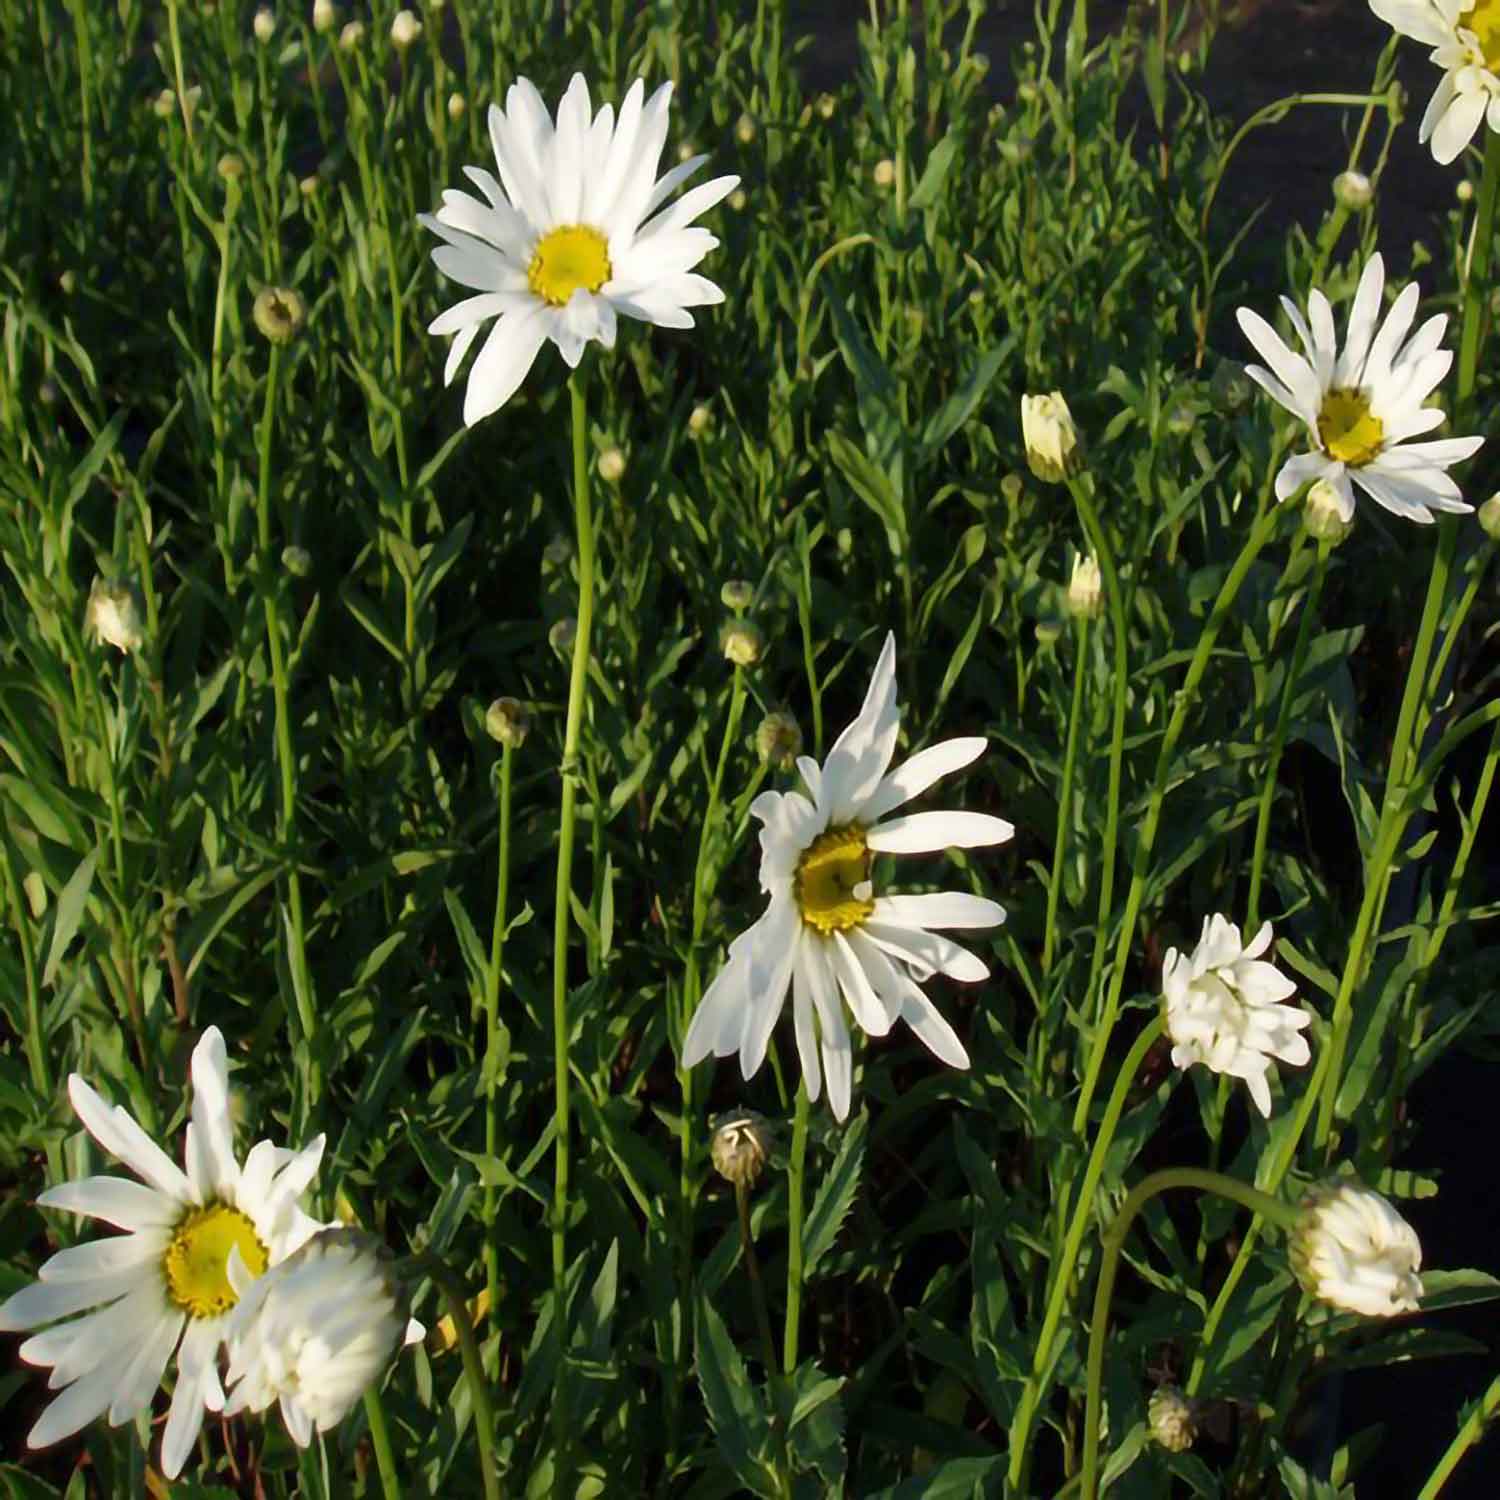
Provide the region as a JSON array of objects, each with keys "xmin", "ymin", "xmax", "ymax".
[
  {"xmin": 420, "ymin": 73, "xmax": 740, "ymax": 424},
  {"xmin": 682, "ymin": 633, "xmax": 1014, "ymax": 1121},
  {"xmin": 1370, "ymin": 0, "xmax": 1500, "ymax": 163},
  {"xmin": 0, "ymin": 1029, "xmax": 326, "ymax": 1478},
  {"xmin": 1236, "ymin": 253, "xmax": 1482, "ymax": 525}
]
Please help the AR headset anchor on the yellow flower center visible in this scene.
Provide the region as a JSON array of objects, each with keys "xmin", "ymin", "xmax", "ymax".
[
  {"xmin": 1316, "ymin": 388, "xmax": 1384, "ymax": 467},
  {"xmin": 526, "ymin": 225, "xmax": 611, "ymax": 307},
  {"xmin": 1463, "ymin": 1, "xmax": 1500, "ymax": 73},
  {"xmin": 794, "ymin": 825, "xmax": 875, "ymax": 935},
  {"xmin": 162, "ymin": 1203, "xmax": 268, "ymax": 1318}
]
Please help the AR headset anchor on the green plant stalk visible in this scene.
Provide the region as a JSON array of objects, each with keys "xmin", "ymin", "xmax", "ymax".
[
  {"xmin": 1072, "ymin": 501, "xmax": 1282, "ymax": 1138},
  {"xmin": 163, "ymin": 0, "xmax": 194, "ymax": 145},
  {"xmin": 256, "ymin": 344, "xmax": 317, "ymax": 1072},
  {"xmin": 738, "ymin": 1174, "xmax": 793, "ymax": 1500},
  {"xmin": 1081, "ymin": 1168, "xmax": 1298, "ymax": 1499},
  {"xmin": 67, "ymin": 0, "xmax": 94, "ymax": 208},
  {"xmin": 783, "ymin": 1081, "xmax": 811, "ymax": 1374},
  {"xmin": 1416, "ymin": 1370, "xmax": 1500, "ymax": 1500},
  {"xmin": 481, "ymin": 741, "xmax": 514, "ymax": 1340},
  {"xmin": 211, "ymin": 179, "xmax": 241, "ymax": 593},
  {"xmin": 550, "ymin": 372, "xmax": 596, "ymax": 1460},
  {"xmin": 1066, "ymin": 476, "xmax": 1128, "ymax": 1020},
  {"xmin": 417, "ymin": 1255, "xmax": 501, "ymax": 1500},
  {"xmin": 3, "ymin": 833, "xmax": 48, "ymax": 1095},
  {"xmin": 1042, "ymin": 613, "xmax": 1090, "ymax": 975},
  {"xmin": 1457, "ymin": 130, "xmax": 1500, "ymax": 423},
  {"xmin": 1246, "ymin": 543, "xmax": 1330, "ymax": 929},
  {"xmin": 361, "ymin": 1387, "xmax": 403, "ymax": 1500},
  {"xmin": 1008, "ymin": 1018, "xmax": 1164, "ymax": 1492}
]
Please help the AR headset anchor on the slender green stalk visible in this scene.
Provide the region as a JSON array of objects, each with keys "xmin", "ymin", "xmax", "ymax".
[
  {"xmin": 550, "ymin": 373, "xmax": 597, "ymax": 1462},
  {"xmin": 1416, "ymin": 1371, "xmax": 1500, "ymax": 1500},
  {"xmin": 1457, "ymin": 131, "xmax": 1500, "ymax": 423},
  {"xmin": 482, "ymin": 741, "xmax": 514, "ymax": 1338},
  {"xmin": 1042, "ymin": 612, "xmax": 1090, "ymax": 975},
  {"xmin": 1081, "ymin": 1169, "xmax": 1298, "ymax": 1499},
  {"xmin": 1246, "ymin": 543, "xmax": 1330, "ymax": 929},
  {"xmin": 67, "ymin": 0, "xmax": 94, "ymax": 208},
  {"xmin": 362, "ymin": 1387, "xmax": 403, "ymax": 1500},
  {"xmin": 783, "ymin": 1082, "xmax": 811, "ymax": 1374},
  {"xmin": 738, "ymin": 1180, "xmax": 782, "ymax": 1394},
  {"xmin": 1007, "ymin": 1018, "xmax": 1163, "ymax": 1492},
  {"xmin": 163, "ymin": 0, "xmax": 194, "ymax": 146},
  {"xmin": 3, "ymin": 833, "xmax": 48, "ymax": 1095}
]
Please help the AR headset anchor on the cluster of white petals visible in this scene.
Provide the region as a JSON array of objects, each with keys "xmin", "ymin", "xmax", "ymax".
[
  {"xmin": 1161, "ymin": 915, "xmax": 1311, "ymax": 1118},
  {"xmin": 1290, "ymin": 1179, "xmax": 1424, "ymax": 1317},
  {"xmin": 1237, "ymin": 253, "xmax": 1481, "ymax": 524},
  {"xmin": 682, "ymin": 633, "xmax": 1013, "ymax": 1120}
]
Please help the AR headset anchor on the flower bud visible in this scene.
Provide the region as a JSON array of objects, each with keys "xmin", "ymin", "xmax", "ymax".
[
  {"xmin": 710, "ymin": 1112, "xmax": 772, "ymax": 1188},
  {"xmin": 1000, "ymin": 472, "xmax": 1025, "ymax": 505},
  {"xmin": 447, "ymin": 91, "xmax": 466, "ymax": 121},
  {"xmin": 720, "ymin": 579, "xmax": 754, "ymax": 612},
  {"xmin": 1148, "ymin": 1386, "xmax": 1197, "ymax": 1453},
  {"xmin": 687, "ymin": 403, "xmax": 713, "ymax": 437},
  {"xmin": 485, "ymin": 697, "xmax": 529, "ymax": 749},
  {"xmin": 1065, "ymin": 552, "xmax": 1102, "ymax": 619},
  {"xmin": 217, "ymin": 153, "xmax": 245, "ymax": 181},
  {"xmin": 549, "ymin": 616, "xmax": 577, "ymax": 655},
  {"xmin": 729, "ymin": 189, "xmax": 747, "ymax": 212},
  {"xmin": 755, "ymin": 710, "xmax": 802, "ymax": 769},
  {"xmin": 1034, "ymin": 618, "xmax": 1063, "ymax": 646},
  {"xmin": 596, "ymin": 447, "xmax": 626, "ymax": 483},
  {"xmin": 735, "ymin": 112, "xmax": 756, "ymax": 145},
  {"xmin": 1289, "ymin": 1179, "xmax": 1423, "ymax": 1318},
  {"xmin": 720, "ymin": 619, "xmax": 764, "ymax": 667},
  {"xmin": 1457, "ymin": 178, "xmax": 1475, "ymax": 204},
  {"xmin": 1209, "ymin": 357, "xmax": 1253, "ymax": 412},
  {"xmin": 253, "ymin": 286, "xmax": 307, "ymax": 345},
  {"xmin": 152, "ymin": 88, "xmax": 177, "ymax": 119},
  {"xmin": 1303, "ymin": 478, "xmax": 1353, "ymax": 545},
  {"xmin": 543, "ymin": 535, "xmax": 573, "ymax": 567},
  {"xmin": 816, "ymin": 91, "xmax": 836, "ymax": 120},
  {"xmin": 1332, "ymin": 170, "xmax": 1372, "ymax": 212},
  {"xmin": 86, "ymin": 577, "xmax": 146, "ymax": 653},
  {"xmin": 253, "ymin": 8, "xmax": 276, "ymax": 43},
  {"xmin": 58, "ymin": 270, "xmax": 78, "ymax": 295},
  {"xmin": 389, "ymin": 9, "xmax": 422, "ymax": 49},
  {"xmin": 677, "ymin": 141, "xmax": 697, "ymax": 164},
  {"xmin": 312, "ymin": 0, "xmax": 337, "ymax": 33},
  {"xmin": 1021, "ymin": 392, "xmax": 1082, "ymax": 484},
  {"xmin": 1478, "ymin": 493, "xmax": 1500, "ymax": 540},
  {"xmin": 299, "ymin": 174, "xmax": 321, "ymax": 198},
  {"xmin": 282, "ymin": 544, "xmax": 313, "ymax": 577},
  {"xmin": 339, "ymin": 18, "xmax": 364, "ymax": 48},
  {"xmin": 872, "ymin": 158, "xmax": 896, "ymax": 188}
]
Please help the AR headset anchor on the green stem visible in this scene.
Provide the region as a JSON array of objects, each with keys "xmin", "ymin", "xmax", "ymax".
[
  {"xmin": 361, "ymin": 1387, "xmax": 403, "ymax": 1500},
  {"xmin": 3, "ymin": 833, "xmax": 48, "ymax": 1095},
  {"xmin": 482, "ymin": 742, "xmax": 514, "ymax": 1343},
  {"xmin": 738, "ymin": 1180, "xmax": 781, "ymax": 1386},
  {"xmin": 1007, "ymin": 1018, "xmax": 1163, "ymax": 1492},
  {"xmin": 551, "ymin": 372, "xmax": 596, "ymax": 1464},
  {"xmin": 418, "ymin": 1256, "xmax": 501, "ymax": 1500},
  {"xmin": 1457, "ymin": 130, "xmax": 1500, "ymax": 423},
  {"xmin": 257, "ymin": 344, "xmax": 317, "ymax": 1079},
  {"xmin": 1416, "ymin": 1370, "xmax": 1500, "ymax": 1500},
  {"xmin": 1043, "ymin": 613, "xmax": 1090, "ymax": 975},
  {"xmin": 67, "ymin": 0, "xmax": 94, "ymax": 209},
  {"xmin": 1247, "ymin": 543, "xmax": 1329, "ymax": 929},
  {"xmin": 783, "ymin": 1082, "xmax": 810, "ymax": 1374},
  {"xmin": 1081, "ymin": 1169, "xmax": 1297, "ymax": 1499},
  {"xmin": 163, "ymin": 0, "xmax": 194, "ymax": 146}
]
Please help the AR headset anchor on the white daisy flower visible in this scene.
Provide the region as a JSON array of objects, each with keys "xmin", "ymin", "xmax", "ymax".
[
  {"xmin": 1369, "ymin": 0, "xmax": 1500, "ymax": 164},
  {"xmin": 421, "ymin": 73, "xmax": 739, "ymax": 425},
  {"xmin": 223, "ymin": 1228, "xmax": 422, "ymax": 1446},
  {"xmin": 1289, "ymin": 1178, "xmax": 1424, "ymax": 1317},
  {"xmin": 681, "ymin": 633, "xmax": 1014, "ymax": 1121},
  {"xmin": 0, "ymin": 1029, "xmax": 325, "ymax": 1478},
  {"xmin": 1236, "ymin": 253, "xmax": 1482, "ymax": 524},
  {"xmin": 1161, "ymin": 914, "xmax": 1312, "ymax": 1119}
]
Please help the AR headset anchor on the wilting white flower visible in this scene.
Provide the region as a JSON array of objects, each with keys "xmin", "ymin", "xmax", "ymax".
[
  {"xmin": 1369, "ymin": 1, "xmax": 1500, "ymax": 164},
  {"xmin": 1064, "ymin": 552, "xmax": 1102, "ymax": 619},
  {"xmin": 421, "ymin": 74, "xmax": 739, "ymax": 424},
  {"xmin": 682, "ymin": 633, "xmax": 1013, "ymax": 1120},
  {"xmin": 1290, "ymin": 1178, "xmax": 1424, "ymax": 1316},
  {"xmin": 1161, "ymin": 915, "xmax": 1311, "ymax": 1118},
  {"xmin": 0, "ymin": 1030, "xmax": 324, "ymax": 1478},
  {"xmin": 1021, "ymin": 392, "xmax": 1083, "ymax": 483},
  {"xmin": 85, "ymin": 577, "xmax": 145, "ymax": 653},
  {"xmin": 223, "ymin": 1229, "xmax": 421, "ymax": 1445},
  {"xmin": 1237, "ymin": 253, "xmax": 1482, "ymax": 523}
]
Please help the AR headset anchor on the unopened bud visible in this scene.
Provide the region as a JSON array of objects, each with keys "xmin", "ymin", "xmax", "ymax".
[
  {"xmin": 1303, "ymin": 479, "xmax": 1353, "ymax": 545},
  {"xmin": 58, "ymin": 270, "xmax": 78, "ymax": 295},
  {"xmin": 339, "ymin": 18, "xmax": 364, "ymax": 48},
  {"xmin": 282, "ymin": 544, "xmax": 313, "ymax": 577},
  {"xmin": 729, "ymin": 189, "xmax": 747, "ymax": 212},
  {"xmin": 312, "ymin": 0, "xmax": 337, "ymax": 33},
  {"xmin": 1034, "ymin": 618, "xmax": 1063, "ymax": 646},
  {"xmin": 1457, "ymin": 178, "xmax": 1476, "ymax": 203},
  {"xmin": 735, "ymin": 112, "xmax": 756, "ymax": 145},
  {"xmin": 447, "ymin": 91, "xmax": 466, "ymax": 121},
  {"xmin": 390, "ymin": 9, "xmax": 422, "ymax": 48},
  {"xmin": 217, "ymin": 153, "xmax": 245, "ymax": 181},
  {"xmin": 1000, "ymin": 473, "xmax": 1024, "ymax": 505},
  {"xmin": 816, "ymin": 91, "xmax": 836, "ymax": 120},
  {"xmin": 548, "ymin": 616, "xmax": 577, "ymax": 655},
  {"xmin": 720, "ymin": 619, "xmax": 764, "ymax": 667},
  {"xmin": 485, "ymin": 697, "xmax": 530, "ymax": 749},
  {"xmin": 872, "ymin": 158, "xmax": 896, "ymax": 188},
  {"xmin": 1065, "ymin": 553, "xmax": 1102, "ymax": 619},
  {"xmin": 253, "ymin": 8, "xmax": 276, "ymax": 43},
  {"xmin": 1021, "ymin": 392, "xmax": 1083, "ymax": 484},
  {"xmin": 1333, "ymin": 170, "xmax": 1372, "ymax": 212},
  {"xmin": 1477, "ymin": 493, "xmax": 1500, "ymax": 540},
  {"xmin": 152, "ymin": 88, "xmax": 177, "ymax": 119},
  {"xmin": 756, "ymin": 710, "xmax": 802, "ymax": 769},
  {"xmin": 596, "ymin": 447, "xmax": 626, "ymax": 483},
  {"xmin": 1148, "ymin": 1386, "xmax": 1197, "ymax": 1453},
  {"xmin": 677, "ymin": 141, "xmax": 697, "ymax": 163},
  {"xmin": 86, "ymin": 578, "xmax": 146, "ymax": 654},
  {"xmin": 720, "ymin": 579, "xmax": 754, "ymax": 612},
  {"xmin": 542, "ymin": 535, "xmax": 573, "ymax": 567},
  {"xmin": 253, "ymin": 286, "xmax": 307, "ymax": 344},
  {"xmin": 710, "ymin": 1112, "xmax": 772, "ymax": 1188},
  {"xmin": 299, "ymin": 174, "xmax": 320, "ymax": 197},
  {"xmin": 687, "ymin": 404, "xmax": 712, "ymax": 437}
]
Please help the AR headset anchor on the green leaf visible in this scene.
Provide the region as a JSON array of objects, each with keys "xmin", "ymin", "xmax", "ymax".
[
  {"xmin": 695, "ymin": 1295, "xmax": 776, "ymax": 1497},
  {"xmin": 864, "ymin": 1456, "xmax": 1003, "ymax": 1498},
  {"xmin": 920, "ymin": 344, "xmax": 1010, "ymax": 457},
  {"xmin": 1416, "ymin": 1269, "xmax": 1500, "ymax": 1312},
  {"xmin": 827, "ymin": 429, "xmax": 905, "ymax": 556},
  {"xmin": 41, "ymin": 848, "xmax": 97, "ymax": 988},
  {"xmin": 803, "ymin": 1111, "xmax": 867, "ymax": 1279},
  {"xmin": 909, "ymin": 132, "xmax": 959, "ymax": 212}
]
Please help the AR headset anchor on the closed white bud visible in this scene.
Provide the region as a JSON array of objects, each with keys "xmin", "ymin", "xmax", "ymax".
[
  {"xmin": 688, "ymin": 403, "xmax": 713, "ymax": 437},
  {"xmin": 1021, "ymin": 392, "xmax": 1082, "ymax": 484},
  {"xmin": 311, "ymin": 0, "xmax": 337, "ymax": 34},
  {"xmin": 549, "ymin": 616, "xmax": 577, "ymax": 655},
  {"xmin": 1457, "ymin": 178, "xmax": 1476, "ymax": 204},
  {"xmin": 873, "ymin": 158, "xmax": 896, "ymax": 188},
  {"xmin": 389, "ymin": 9, "xmax": 422, "ymax": 48},
  {"xmin": 1290, "ymin": 1179, "xmax": 1423, "ymax": 1318},
  {"xmin": 485, "ymin": 697, "xmax": 529, "ymax": 749},
  {"xmin": 735, "ymin": 112, "xmax": 756, "ymax": 144},
  {"xmin": 1065, "ymin": 552, "xmax": 1102, "ymax": 619},
  {"xmin": 1148, "ymin": 1386, "xmax": 1197, "ymax": 1452},
  {"xmin": 755, "ymin": 710, "xmax": 802, "ymax": 768},
  {"xmin": 1478, "ymin": 493, "xmax": 1500, "ymax": 540},
  {"xmin": 720, "ymin": 579, "xmax": 754, "ymax": 612},
  {"xmin": 1303, "ymin": 478, "xmax": 1353, "ymax": 545},
  {"xmin": 1332, "ymin": 170, "xmax": 1372, "ymax": 212},
  {"xmin": 447, "ymin": 91, "xmax": 466, "ymax": 121},
  {"xmin": 253, "ymin": 8, "xmax": 276, "ymax": 43},
  {"xmin": 720, "ymin": 619, "xmax": 764, "ymax": 667},
  {"xmin": 596, "ymin": 447, "xmax": 626, "ymax": 483},
  {"xmin": 338, "ymin": 19, "xmax": 364, "ymax": 49},
  {"xmin": 86, "ymin": 578, "xmax": 146, "ymax": 653}
]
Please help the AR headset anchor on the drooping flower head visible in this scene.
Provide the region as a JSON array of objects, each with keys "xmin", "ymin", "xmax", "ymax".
[
  {"xmin": 222, "ymin": 1228, "xmax": 421, "ymax": 1446},
  {"xmin": 1237, "ymin": 253, "xmax": 1482, "ymax": 524},
  {"xmin": 1370, "ymin": 1, "xmax": 1500, "ymax": 163},
  {"xmin": 1161, "ymin": 915, "xmax": 1311, "ymax": 1118},
  {"xmin": 682, "ymin": 633, "xmax": 1014, "ymax": 1120},
  {"xmin": 1289, "ymin": 1178, "xmax": 1424, "ymax": 1317},
  {"xmin": 421, "ymin": 74, "xmax": 739, "ymax": 424},
  {"xmin": 1021, "ymin": 391, "xmax": 1083, "ymax": 484},
  {"xmin": 0, "ymin": 1029, "xmax": 325, "ymax": 1477}
]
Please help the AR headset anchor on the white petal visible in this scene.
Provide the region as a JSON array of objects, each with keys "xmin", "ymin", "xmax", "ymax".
[
  {"xmin": 1274, "ymin": 449, "xmax": 1336, "ymax": 502},
  {"xmin": 866, "ymin": 810, "xmax": 1015, "ymax": 854},
  {"xmin": 162, "ymin": 1319, "xmax": 221, "ymax": 1478},
  {"xmin": 38, "ymin": 1176, "xmax": 177, "ymax": 1233},
  {"xmin": 66, "ymin": 1076, "xmax": 194, "ymax": 1204},
  {"xmin": 900, "ymin": 986, "xmax": 971, "ymax": 1070},
  {"xmin": 633, "ymin": 173, "xmax": 740, "ymax": 245},
  {"xmin": 861, "ymin": 922, "xmax": 990, "ymax": 983},
  {"xmin": 870, "ymin": 892, "xmax": 1007, "ymax": 929},
  {"xmin": 790, "ymin": 950, "xmax": 823, "ymax": 1103},
  {"xmin": 462, "ymin": 303, "xmax": 549, "ymax": 425},
  {"xmin": 22, "ymin": 1280, "xmax": 167, "ymax": 1387},
  {"xmin": 36, "ymin": 1234, "xmax": 164, "ymax": 1282},
  {"xmin": 27, "ymin": 1361, "xmax": 119, "ymax": 1450},
  {"xmin": 740, "ymin": 898, "xmax": 799, "ymax": 1078},
  {"xmin": 0, "ymin": 1264, "xmax": 151, "ymax": 1329},
  {"xmin": 1335, "ymin": 254, "xmax": 1386, "ymax": 387},
  {"xmin": 861, "ymin": 737, "xmax": 987, "ymax": 823},
  {"xmin": 108, "ymin": 1308, "xmax": 181, "ymax": 1424},
  {"xmin": 828, "ymin": 930, "xmax": 894, "ymax": 1038},
  {"xmin": 682, "ymin": 920, "xmax": 761, "ymax": 1065},
  {"xmin": 822, "ymin": 633, "xmax": 900, "ymax": 824},
  {"xmin": 1236, "ymin": 308, "xmax": 1322, "ymax": 418},
  {"xmin": 1432, "ymin": 86, "xmax": 1486, "ymax": 165}
]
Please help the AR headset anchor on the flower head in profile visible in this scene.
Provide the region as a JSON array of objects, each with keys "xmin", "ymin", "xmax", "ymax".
[
  {"xmin": 223, "ymin": 1228, "xmax": 421, "ymax": 1446},
  {"xmin": 1370, "ymin": 1, "xmax": 1500, "ymax": 163},
  {"xmin": 1021, "ymin": 392, "xmax": 1083, "ymax": 483},
  {"xmin": 682, "ymin": 633, "xmax": 1014, "ymax": 1120},
  {"xmin": 1237, "ymin": 254, "xmax": 1482, "ymax": 524},
  {"xmin": 421, "ymin": 74, "xmax": 739, "ymax": 424},
  {"xmin": 1161, "ymin": 915, "xmax": 1311, "ymax": 1118},
  {"xmin": 1290, "ymin": 1178, "xmax": 1424, "ymax": 1316},
  {"xmin": 0, "ymin": 1030, "xmax": 325, "ymax": 1477}
]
